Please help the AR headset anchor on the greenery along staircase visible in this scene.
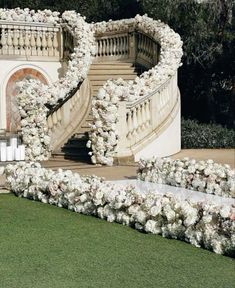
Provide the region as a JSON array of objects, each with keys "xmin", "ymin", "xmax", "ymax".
[{"xmin": 51, "ymin": 61, "xmax": 141, "ymax": 163}]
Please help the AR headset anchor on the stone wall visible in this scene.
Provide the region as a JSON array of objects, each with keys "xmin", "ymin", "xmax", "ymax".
[{"xmin": 0, "ymin": 60, "xmax": 61, "ymax": 131}]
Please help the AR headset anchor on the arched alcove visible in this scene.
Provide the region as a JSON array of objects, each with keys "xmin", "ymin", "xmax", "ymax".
[{"xmin": 5, "ymin": 68, "xmax": 48, "ymax": 132}]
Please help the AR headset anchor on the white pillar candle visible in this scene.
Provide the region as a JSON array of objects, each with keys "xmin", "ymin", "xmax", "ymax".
[
  {"xmin": 0, "ymin": 146, "xmax": 7, "ymax": 162},
  {"xmin": 19, "ymin": 145, "xmax": 25, "ymax": 161},
  {"xmin": 0, "ymin": 141, "xmax": 7, "ymax": 148},
  {"xmin": 10, "ymin": 137, "xmax": 18, "ymax": 148},
  {"xmin": 6, "ymin": 146, "xmax": 13, "ymax": 161},
  {"xmin": 15, "ymin": 147, "xmax": 21, "ymax": 161}
]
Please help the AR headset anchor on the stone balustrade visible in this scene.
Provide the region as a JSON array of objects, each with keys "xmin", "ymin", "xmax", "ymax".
[
  {"xmin": 47, "ymin": 78, "xmax": 91, "ymax": 151},
  {"xmin": 94, "ymin": 32, "xmax": 130, "ymax": 61},
  {"xmin": 94, "ymin": 29, "xmax": 160, "ymax": 66},
  {"xmin": 93, "ymin": 24, "xmax": 180, "ymax": 161},
  {"xmin": 116, "ymin": 73, "xmax": 179, "ymax": 158},
  {"xmin": 0, "ymin": 21, "xmax": 61, "ymax": 60}
]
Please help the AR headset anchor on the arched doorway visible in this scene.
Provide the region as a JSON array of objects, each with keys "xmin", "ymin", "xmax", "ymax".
[{"xmin": 5, "ymin": 68, "xmax": 48, "ymax": 132}]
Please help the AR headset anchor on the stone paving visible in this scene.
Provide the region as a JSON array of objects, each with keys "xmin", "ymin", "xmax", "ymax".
[{"xmin": 0, "ymin": 149, "xmax": 234, "ymax": 192}]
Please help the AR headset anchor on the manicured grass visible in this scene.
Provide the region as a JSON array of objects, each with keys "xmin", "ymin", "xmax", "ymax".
[{"xmin": 0, "ymin": 194, "xmax": 234, "ymax": 288}]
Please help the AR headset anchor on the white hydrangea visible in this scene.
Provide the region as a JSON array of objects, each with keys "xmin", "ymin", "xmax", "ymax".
[
  {"xmin": 138, "ymin": 157, "xmax": 235, "ymax": 198},
  {"xmin": 4, "ymin": 161, "xmax": 235, "ymax": 256}
]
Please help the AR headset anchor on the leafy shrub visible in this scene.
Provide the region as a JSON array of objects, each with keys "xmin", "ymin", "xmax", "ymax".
[{"xmin": 181, "ymin": 118, "xmax": 235, "ymax": 148}]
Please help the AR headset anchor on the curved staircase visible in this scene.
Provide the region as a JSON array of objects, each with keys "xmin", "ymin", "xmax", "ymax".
[{"xmin": 51, "ymin": 61, "xmax": 141, "ymax": 162}]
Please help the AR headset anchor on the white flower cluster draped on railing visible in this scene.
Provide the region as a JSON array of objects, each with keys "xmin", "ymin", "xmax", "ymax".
[
  {"xmin": 137, "ymin": 157, "xmax": 235, "ymax": 198},
  {"xmin": 88, "ymin": 15, "xmax": 183, "ymax": 165},
  {"xmin": 4, "ymin": 162, "xmax": 235, "ymax": 256},
  {"xmin": 15, "ymin": 10, "xmax": 96, "ymax": 161},
  {"xmin": 0, "ymin": 7, "xmax": 60, "ymax": 24}
]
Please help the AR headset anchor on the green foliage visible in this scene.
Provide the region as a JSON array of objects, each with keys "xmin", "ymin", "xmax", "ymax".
[
  {"xmin": 140, "ymin": 0, "xmax": 235, "ymax": 128},
  {"xmin": 181, "ymin": 118, "xmax": 235, "ymax": 148},
  {"xmin": 0, "ymin": 0, "xmax": 140, "ymax": 22}
]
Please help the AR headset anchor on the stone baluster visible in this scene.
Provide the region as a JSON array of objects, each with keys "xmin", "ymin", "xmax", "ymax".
[
  {"xmin": 41, "ymin": 29, "xmax": 47, "ymax": 56},
  {"xmin": 102, "ymin": 39, "xmax": 106, "ymax": 56},
  {"xmin": 123, "ymin": 36, "xmax": 127, "ymax": 55},
  {"xmin": 122, "ymin": 36, "xmax": 126, "ymax": 55},
  {"xmin": 146, "ymin": 100, "xmax": 151, "ymax": 126},
  {"xmin": 18, "ymin": 28, "xmax": 25, "ymax": 55},
  {"xmin": 115, "ymin": 37, "xmax": 119, "ymax": 55},
  {"xmin": 52, "ymin": 112, "xmax": 58, "ymax": 127},
  {"xmin": 119, "ymin": 36, "xmax": 122, "ymax": 55},
  {"xmin": 138, "ymin": 34, "xmax": 142, "ymax": 56},
  {"xmin": 53, "ymin": 29, "xmax": 59, "ymax": 57},
  {"xmin": 137, "ymin": 105, "xmax": 142, "ymax": 133},
  {"xmin": 106, "ymin": 38, "xmax": 110, "ymax": 56},
  {"xmin": 30, "ymin": 29, "xmax": 37, "ymax": 56},
  {"xmin": 132, "ymin": 107, "xmax": 138, "ymax": 136},
  {"xmin": 36, "ymin": 29, "xmax": 42, "ymax": 56},
  {"xmin": 113, "ymin": 37, "xmax": 117, "ymax": 55},
  {"xmin": 144, "ymin": 36, "xmax": 147, "ymax": 57},
  {"xmin": 13, "ymin": 28, "xmax": 19, "ymax": 55},
  {"xmin": 7, "ymin": 29, "xmax": 13, "ymax": 55},
  {"xmin": 1, "ymin": 27, "xmax": 7, "ymax": 54},
  {"xmin": 71, "ymin": 96, "xmax": 75, "ymax": 109},
  {"xmin": 95, "ymin": 40, "xmax": 98, "ymax": 57},
  {"xmin": 56, "ymin": 109, "xmax": 62, "ymax": 123},
  {"xmin": 99, "ymin": 39, "xmax": 102, "ymax": 56},
  {"xmin": 141, "ymin": 102, "xmax": 146, "ymax": 129},
  {"xmin": 109, "ymin": 37, "xmax": 113, "ymax": 56},
  {"xmin": 147, "ymin": 38, "xmax": 151, "ymax": 60},
  {"xmin": 47, "ymin": 115, "xmax": 53, "ymax": 130},
  {"xmin": 126, "ymin": 110, "xmax": 132, "ymax": 139},
  {"xmin": 128, "ymin": 31, "xmax": 137, "ymax": 61},
  {"xmin": 24, "ymin": 28, "xmax": 30, "ymax": 56},
  {"xmin": 142, "ymin": 35, "xmax": 146, "ymax": 56},
  {"xmin": 47, "ymin": 30, "xmax": 54, "ymax": 56}
]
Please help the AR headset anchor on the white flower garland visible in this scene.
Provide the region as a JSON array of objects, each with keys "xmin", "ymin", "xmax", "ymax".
[
  {"xmin": 15, "ymin": 10, "xmax": 96, "ymax": 161},
  {"xmin": 0, "ymin": 7, "xmax": 60, "ymax": 24},
  {"xmin": 88, "ymin": 15, "xmax": 183, "ymax": 165},
  {"xmin": 4, "ymin": 162, "xmax": 235, "ymax": 256},
  {"xmin": 137, "ymin": 157, "xmax": 235, "ymax": 198}
]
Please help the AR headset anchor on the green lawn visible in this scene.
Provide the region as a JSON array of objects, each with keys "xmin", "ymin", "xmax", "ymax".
[{"xmin": 0, "ymin": 194, "xmax": 234, "ymax": 288}]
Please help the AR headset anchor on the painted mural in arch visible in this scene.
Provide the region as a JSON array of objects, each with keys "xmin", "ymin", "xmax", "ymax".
[{"xmin": 6, "ymin": 68, "xmax": 48, "ymax": 132}]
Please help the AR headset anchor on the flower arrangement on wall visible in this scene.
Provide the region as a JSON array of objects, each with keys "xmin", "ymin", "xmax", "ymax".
[
  {"xmin": 137, "ymin": 157, "xmax": 235, "ymax": 198},
  {"xmin": 4, "ymin": 161, "xmax": 235, "ymax": 256},
  {"xmin": 88, "ymin": 15, "xmax": 183, "ymax": 165},
  {"xmin": 15, "ymin": 10, "xmax": 96, "ymax": 160},
  {"xmin": 0, "ymin": 7, "xmax": 60, "ymax": 24}
]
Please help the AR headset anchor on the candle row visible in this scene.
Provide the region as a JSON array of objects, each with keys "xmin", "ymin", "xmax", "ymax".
[{"xmin": 0, "ymin": 138, "xmax": 25, "ymax": 162}]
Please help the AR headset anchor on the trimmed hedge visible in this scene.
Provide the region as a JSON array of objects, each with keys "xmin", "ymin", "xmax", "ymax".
[{"xmin": 181, "ymin": 118, "xmax": 235, "ymax": 148}]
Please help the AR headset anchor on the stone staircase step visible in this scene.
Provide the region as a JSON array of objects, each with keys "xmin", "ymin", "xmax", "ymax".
[
  {"xmin": 52, "ymin": 152, "xmax": 91, "ymax": 162},
  {"xmin": 89, "ymin": 74, "xmax": 137, "ymax": 81},
  {"xmin": 91, "ymin": 78, "xmax": 136, "ymax": 86},
  {"xmin": 89, "ymin": 69, "xmax": 137, "ymax": 75},
  {"xmin": 52, "ymin": 60, "xmax": 141, "ymax": 164},
  {"xmin": 90, "ymin": 62, "xmax": 134, "ymax": 69}
]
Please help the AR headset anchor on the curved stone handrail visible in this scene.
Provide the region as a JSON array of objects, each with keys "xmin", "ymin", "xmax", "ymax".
[
  {"xmin": 47, "ymin": 78, "xmax": 92, "ymax": 151},
  {"xmin": 88, "ymin": 15, "xmax": 183, "ymax": 165},
  {"xmin": 0, "ymin": 21, "xmax": 61, "ymax": 59}
]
